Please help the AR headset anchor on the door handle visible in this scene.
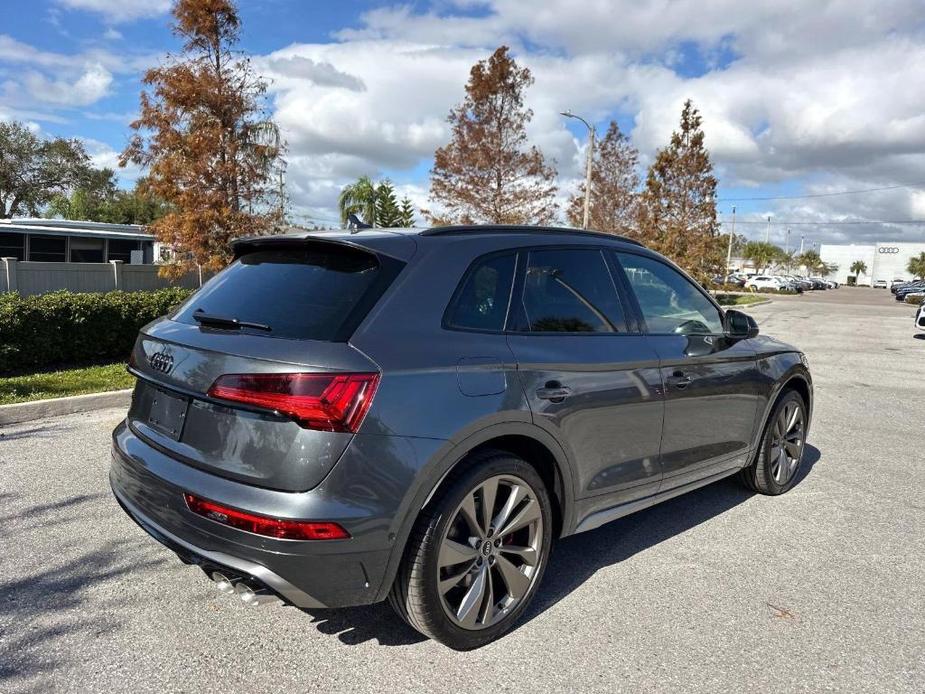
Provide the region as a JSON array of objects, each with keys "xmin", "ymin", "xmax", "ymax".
[
  {"xmin": 666, "ymin": 372, "xmax": 693, "ymax": 389},
  {"xmin": 536, "ymin": 382, "xmax": 571, "ymax": 402}
]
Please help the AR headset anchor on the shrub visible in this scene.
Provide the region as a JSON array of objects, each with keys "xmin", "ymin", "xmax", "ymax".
[
  {"xmin": 905, "ymin": 294, "xmax": 924, "ymax": 305},
  {"xmin": 0, "ymin": 287, "xmax": 194, "ymax": 374}
]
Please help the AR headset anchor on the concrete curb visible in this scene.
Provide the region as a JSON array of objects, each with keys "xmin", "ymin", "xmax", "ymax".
[
  {"xmin": 736, "ymin": 298, "xmax": 773, "ymax": 308},
  {"xmin": 0, "ymin": 389, "xmax": 132, "ymax": 426}
]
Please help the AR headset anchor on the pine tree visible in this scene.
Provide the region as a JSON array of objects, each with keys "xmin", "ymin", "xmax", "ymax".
[
  {"xmin": 375, "ymin": 180, "xmax": 402, "ymax": 227},
  {"xmin": 637, "ymin": 100, "xmax": 721, "ymax": 279},
  {"xmin": 566, "ymin": 121, "xmax": 639, "ymax": 235},
  {"xmin": 427, "ymin": 46, "xmax": 557, "ymax": 225},
  {"xmin": 398, "ymin": 196, "xmax": 416, "ymax": 227}
]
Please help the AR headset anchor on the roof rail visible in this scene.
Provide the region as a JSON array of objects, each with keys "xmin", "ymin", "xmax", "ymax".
[{"xmin": 421, "ymin": 224, "xmax": 644, "ymax": 246}]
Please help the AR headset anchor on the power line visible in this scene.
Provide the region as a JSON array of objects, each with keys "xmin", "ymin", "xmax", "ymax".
[
  {"xmin": 720, "ymin": 219, "xmax": 925, "ymax": 226},
  {"xmin": 718, "ymin": 181, "xmax": 925, "ymax": 202}
]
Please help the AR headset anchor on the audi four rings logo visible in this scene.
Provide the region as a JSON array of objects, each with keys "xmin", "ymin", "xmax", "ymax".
[
  {"xmin": 879, "ymin": 247, "xmax": 900, "ymax": 254},
  {"xmin": 148, "ymin": 350, "xmax": 174, "ymax": 374}
]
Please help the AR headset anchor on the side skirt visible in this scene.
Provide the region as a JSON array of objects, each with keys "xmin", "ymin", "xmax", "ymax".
[{"xmin": 572, "ymin": 464, "xmax": 742, "ymax": 535}]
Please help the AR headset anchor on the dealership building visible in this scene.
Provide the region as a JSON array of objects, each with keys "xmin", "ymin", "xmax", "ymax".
[{"xmin": 819, "ymin": 241, "xmax": 925, "ymax": 285}]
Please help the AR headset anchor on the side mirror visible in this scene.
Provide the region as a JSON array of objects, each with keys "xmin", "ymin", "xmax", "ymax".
[{"xmin": 724, "ymin": 309, "xmax": 759, "ymax": 339}]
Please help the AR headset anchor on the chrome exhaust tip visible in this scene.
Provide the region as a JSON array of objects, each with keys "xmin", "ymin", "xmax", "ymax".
[
  {"xmin": 234, "ymin": 581, "xmax": 279, "ymax": 607},
  {"xmin": 211, "ymin": 571, "xmax": 237, "ymax": 594}
]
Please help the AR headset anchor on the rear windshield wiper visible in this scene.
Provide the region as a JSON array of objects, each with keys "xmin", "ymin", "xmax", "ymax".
[{"xmin": 192, "ymin": 310, "xmax": 271, "ymax": 332}]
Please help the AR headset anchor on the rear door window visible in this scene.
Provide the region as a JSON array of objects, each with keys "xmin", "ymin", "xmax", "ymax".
[
  {"xmin": 172, "ymin": 247, "xmax": 392, "ymax": 341},
  {"xmin": 517, "ymin": 248, "xmax": 627, "ymax": 333},
  {"xmin": 445, "ymin": 253, "xmax": 516, "ymax": 332}
]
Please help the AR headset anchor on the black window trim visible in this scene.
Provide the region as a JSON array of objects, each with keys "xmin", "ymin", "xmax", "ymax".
[
  {"xmin": 441, "ymin": 249, "xmax": 520, "ymax": 335},
  {"xmin": 610, "ymin": 248, "xmax": 726, "ymax": 337},
  {"xmin": 505, "ymin": 244, "xmax": 639, "ymax": 337}
]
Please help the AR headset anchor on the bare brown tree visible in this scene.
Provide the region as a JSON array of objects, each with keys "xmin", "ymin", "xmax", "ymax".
[
  {"xmin": 637, "ymin": 99, "xmax": 722, "ymax": 280},
  {"xmin": 427, "ymin": 46, "xmax": 557, "ymax": 225},
  {"xmin": 566, "ymin": 120, "xmax": 639, "ymax": 234},
  {"xmin": 121, "ymin": 0, "xmax": 285, "ymax": 276}
]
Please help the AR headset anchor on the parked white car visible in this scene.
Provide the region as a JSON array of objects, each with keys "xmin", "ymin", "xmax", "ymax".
[
  {"xmin": 748, "ymin": 276, "xmax": 786, "ymax": 291},
  {"xmin": 915, "ymin": 300, "xmax": 925, "ymax": 332},
  {"xmin": 873, "ymin": 279, "xmax": 888, "ymax": 289}
]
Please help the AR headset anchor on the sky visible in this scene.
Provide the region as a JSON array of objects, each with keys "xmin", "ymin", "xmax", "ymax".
[{"xmin": 2, "ymin": 0, "xmax": 925, "ymax": 247}]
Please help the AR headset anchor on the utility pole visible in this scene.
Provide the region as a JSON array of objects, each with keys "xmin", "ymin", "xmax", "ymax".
[
  {"xmin": 799, "ymin": 235, "xmax": 805, "ymax": 254},
  {"xmin": 765, "ymin": 216, "xmax": 771, "ymax": 243},
  {"xmin": 560, "ymin": 110, "xmax": 595, "ymax": 229},
  {"xmin": 725, "ymin": 206, "xmax": 736, "ymax": 274},
  {"xmin": 785, "ymin": 228, "xmax": 791, "ymax": 254}
]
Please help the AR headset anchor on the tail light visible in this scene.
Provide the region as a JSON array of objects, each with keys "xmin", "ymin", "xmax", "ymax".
[
  {"xmin": 207, "ymin": 372, "xmax": 379, "ymax": 432},
  {"xmin": 184, "ymin": 493, "xmax": 349, "ymax": 540}
]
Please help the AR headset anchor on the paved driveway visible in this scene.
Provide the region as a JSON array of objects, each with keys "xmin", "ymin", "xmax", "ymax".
[{"xmin": 1, "ymin": 291, "xmax": 922, "ymax": 693}]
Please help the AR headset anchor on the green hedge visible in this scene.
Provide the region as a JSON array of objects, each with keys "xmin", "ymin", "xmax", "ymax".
[{"xmin": 0, "ymin": 288, "xmax": 194, "ymax": 374}]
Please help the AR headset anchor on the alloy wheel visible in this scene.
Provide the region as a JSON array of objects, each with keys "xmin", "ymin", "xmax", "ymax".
[
  {"xmin": 769, "ymin": 400, "xmax": 805, "ymax": 484},
  {"xmin": 437, "ymin": 474, "xmax": 544, "ymax": 630}
]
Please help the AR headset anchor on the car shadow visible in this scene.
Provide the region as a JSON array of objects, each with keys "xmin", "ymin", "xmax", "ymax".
[
  {"xmin": 519, "ymin": 443, "xmax": 821, "ymax": 629},
  {"xmin": 297, "ymin": 444, "xmax": 822, "ymax": 647}
]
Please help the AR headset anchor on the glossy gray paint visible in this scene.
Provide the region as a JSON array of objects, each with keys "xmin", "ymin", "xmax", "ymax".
[{"xmin": 111, "ymin": 226, "xmax": 813, "ymax": 609}]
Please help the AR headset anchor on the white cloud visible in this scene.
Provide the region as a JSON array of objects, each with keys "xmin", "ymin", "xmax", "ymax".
[
  {"xmin": 22, "ymin": 63, "xmax": 113, "ymax": 106},
  {"xmin": 271, "ymin": 0, "xmax": 925, "ymax": 243},
  {"xmin": 56, "ymin": 0, "xmax": 171, "ymax": 23},
  {"xmin": 80, "ymin": 137, "xmax": 142, "ymax": 183}
]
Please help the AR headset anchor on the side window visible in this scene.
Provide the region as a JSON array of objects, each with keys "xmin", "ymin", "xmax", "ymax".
[
  {"xmin": 616, "ymin": 252, "xmax": 723, "ymax": 335},
  {"xmin": 445, "ymin": 253, "xmax": 516, "ymax": 332},
  {"xmin": 519, "ymin": 249, "xmax": 626, "ymax": 333}
]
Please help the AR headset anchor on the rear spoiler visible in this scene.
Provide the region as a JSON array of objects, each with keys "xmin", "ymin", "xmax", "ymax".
[{"xmin": 230, "ymin": 231, "xmax": 417, "ymax": 262}]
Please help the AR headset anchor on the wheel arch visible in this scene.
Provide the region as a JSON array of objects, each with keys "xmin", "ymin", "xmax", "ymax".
[
  {"xmin": 753, "ymin": 367, "xmax": 813, "ymax": 454},
  {"xmin": 373, "ymin": 422, "xmax": 577, "ymax": 602}
]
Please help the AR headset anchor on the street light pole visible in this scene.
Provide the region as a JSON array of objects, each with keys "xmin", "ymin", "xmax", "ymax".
[
  {"xmin": 561, "ymin": 110, "xmax": 595, "ymax": 229},
  {"xmin": 726, "ymin": 205, "xmax": 736, "ymax": 273},
  {"xmin": 765, "ymin": 215, "xmax": 771, "ymax": 243}
]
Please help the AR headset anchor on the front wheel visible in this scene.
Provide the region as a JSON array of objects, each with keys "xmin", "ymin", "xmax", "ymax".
[
  {"xmin": 389, "ymin": 451, "xmax": 552, "ymax": 649},
  {"xmin": 739, "ymin": 390, "xmax": 807, "ymax": 495}
]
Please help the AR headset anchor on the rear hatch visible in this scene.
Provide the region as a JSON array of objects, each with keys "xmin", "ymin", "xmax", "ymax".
[{"xmin": 127, "ymin": 237, "xmax": 405, "ymax": 492}]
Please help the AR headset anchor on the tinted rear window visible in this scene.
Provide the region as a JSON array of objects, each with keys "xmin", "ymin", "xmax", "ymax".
[{"xmin": 173, "ymin": 247, "xmax": 387, "ymax": 340}]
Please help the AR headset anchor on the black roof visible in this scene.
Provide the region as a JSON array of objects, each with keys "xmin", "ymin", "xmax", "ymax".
[{"xmin": 420, "ymin": 224, "xmax": 643, "ymax": 246}]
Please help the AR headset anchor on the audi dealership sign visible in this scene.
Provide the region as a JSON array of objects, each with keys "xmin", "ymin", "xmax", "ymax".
[{"xmin": 878, "ymin": 247, "xmax": 900, "ymax": 254}]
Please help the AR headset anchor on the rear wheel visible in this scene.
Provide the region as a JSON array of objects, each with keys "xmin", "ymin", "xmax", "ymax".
[
  {"xmin": 389, "ymin": 451, "xmax": 552, "ymax": 649},
  {"xmin": 740, "ymin": 390, "xmax": 807, "ymax": 495}
]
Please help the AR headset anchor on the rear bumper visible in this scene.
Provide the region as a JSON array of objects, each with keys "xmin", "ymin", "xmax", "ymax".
[
  {"xmin": 109, "ymin": 419, "xmax": 436, "ymax": 608},
  {"xmin": 112, "ymin": 481, "xmax": 325, "ymax": 607}
]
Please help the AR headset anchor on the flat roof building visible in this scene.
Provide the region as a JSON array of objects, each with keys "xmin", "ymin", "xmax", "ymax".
[
  {"xmin": 819, "ymin": 241, "xmax": 925, "ymax": 285},
  {"xmin": 0, "ymin": 218, "xmax": 157, "ymax": 264}
]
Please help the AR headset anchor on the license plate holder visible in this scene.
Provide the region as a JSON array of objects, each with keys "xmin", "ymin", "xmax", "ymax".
[{"xmin": 147, "ymin": 387, "xmax": 189, "ymax": 440}]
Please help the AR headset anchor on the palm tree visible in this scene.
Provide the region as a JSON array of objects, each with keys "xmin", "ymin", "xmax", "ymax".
[
  {"xmin": 797, "ymin": 249, "xmax": 825, "ymax": 275},
  {"xmin": 850, "ymin": 260, "xmax": 868, "ymax": 281},
  {"xmin": 339, "ymin": 176, "xmax": 379, "ymax": 226},
  {"xmin": 743, "ymin": 241, "xmax": 781, "ymax": 273},
  {"xmin": 907, "ymin": 252, "xmax": 925, "ymax": 279}
]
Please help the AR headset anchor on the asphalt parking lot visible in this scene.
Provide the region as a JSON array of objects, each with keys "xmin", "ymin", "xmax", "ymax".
[{"xmin": 1, "ymin": 287, "xmax": 923, "ymax": 693}]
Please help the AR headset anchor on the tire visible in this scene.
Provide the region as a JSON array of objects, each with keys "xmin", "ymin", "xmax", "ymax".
[
  {"xmin": 739, "ymin": 389, "xmax": 807, "ymax": 495},
  {"xmin": 749, "ymin": 285, "xmax": 758, "ymax": 291},
  {"xmin": 388, "ymin": 450, "xmax": 553, "ymax": 650}
]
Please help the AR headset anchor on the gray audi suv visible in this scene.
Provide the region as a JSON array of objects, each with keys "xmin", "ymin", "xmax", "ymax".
[{"xmin": 111, "ymin": 225, "xmax": 813, "ymax": 649}]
